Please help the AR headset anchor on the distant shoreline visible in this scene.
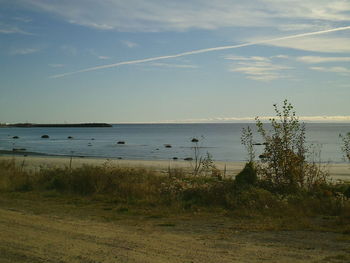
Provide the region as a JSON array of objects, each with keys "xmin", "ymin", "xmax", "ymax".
[{"xmin": 0, "ymin": 123, "xmax": 112, "ymax": 128}]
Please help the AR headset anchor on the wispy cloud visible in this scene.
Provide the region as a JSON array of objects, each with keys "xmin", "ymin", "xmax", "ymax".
[
  {"xmin": 49, "ymin": 64, "xmax": 64, "ymax": 68},
  {"xmin": 86, "ymin": 49, "xmax": 110, "ymax": 60},
  {"xmin": 225, "ymin": 55, "xmax": 292, "ymax": 81},
  {"xmin": 15, "ymin": 1, "xmax": 350, "ymax": 32},
  {"xmin": 50, "ymin": 25, "xmax": 350, "ymax": 78},
  {"xmin": 310, "ymin": 66, "xmax": 350, "ymax": 76},
  {"xmin": 298, "ymin": 116, "xmax": 350, "ymax": 122},
  {"xmin": 227, "ymin": 59, "xmax": 292, "ymax": 81},
  {"xmin": 69, "ymin": 21, "xmax": 113, "ymax": 30},
  {"xmin": 121, "ymin": 40, "xmax": 138, "ymax": 48},
  {"xmin": 13, "ymin": 16, "xmax": 32, "ymax": 23},
  {"xmin": 272, "ymin": 55, "xmax": 289, "ymax": 59},
  {"xmin": 61, "ymin": 45, "xmax": 77, "ymax": 56},
  {"xmin": 277, "ymin": 23, "xmax": 332, "ymax": 32},
  {"xmin": 260, "ymin": 36, "xmax": 350, "ymax": 53},
  {"xmin": 10, "ymin": 47, "xmax": 40, "ymax": 55},
  {"xmin": 166, "ymin": 115, "xmax": 350, "ymax": 123},
  {"xmin": 98, "ymin": 56, "xmax": 110, "ymax": 60},
  {"xmin": 225, "ymin": 56, "xmax": 269, "ymax": 62},
  {"xmin": 297, "ymin": 56, "xmax": 350, "ymax": 64},
  {"xmin": 0, "ymin": 23, "xmax": 33, "ymax": 35},
  {"xmin": 150, "ymin": 62, "xmax": 197, "ymax": 69}
]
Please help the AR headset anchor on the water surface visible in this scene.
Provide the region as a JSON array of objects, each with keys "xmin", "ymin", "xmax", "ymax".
[{"xmin": 0, "ymin": 123, "xmax": 349, "ymax": 163}]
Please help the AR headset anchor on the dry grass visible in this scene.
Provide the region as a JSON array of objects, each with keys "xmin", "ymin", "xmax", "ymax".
[{"xmin": 0, "ymin": 158, "xmax": 349, "ymax": 232}]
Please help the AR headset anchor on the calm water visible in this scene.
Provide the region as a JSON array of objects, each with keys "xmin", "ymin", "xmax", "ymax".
[{"xmin": 0, "ymin": 123, "xmax": 349, "ymax": 163}]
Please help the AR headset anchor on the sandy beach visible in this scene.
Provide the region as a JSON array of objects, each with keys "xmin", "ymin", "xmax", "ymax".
[{"xmin": 1, "ymin": 154, "xmax": 349, "ymax": 181}]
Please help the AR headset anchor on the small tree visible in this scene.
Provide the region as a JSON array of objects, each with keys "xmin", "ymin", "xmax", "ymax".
[
  {"xmin": 340, "ymin": 132, "xmax": 350, "ymax": 163},
  {"xmin": 243, "ymin": 99, "xmax": 327, "ymax": 193}
]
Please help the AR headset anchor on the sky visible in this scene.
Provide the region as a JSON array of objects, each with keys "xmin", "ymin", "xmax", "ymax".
[{"xmin": 0, "ymin": 0, "xmax": 350, "ymax": 123}]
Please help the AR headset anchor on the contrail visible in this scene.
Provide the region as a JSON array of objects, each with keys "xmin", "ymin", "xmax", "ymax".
[{"xmin": 50, "ymin": 25, "xmax": 350, "ymax": 78}]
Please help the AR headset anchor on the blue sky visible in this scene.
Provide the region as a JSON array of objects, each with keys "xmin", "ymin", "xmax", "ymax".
[{"xmin": 1, "ymin": 0, "xmax": 350, "ymax": 123}]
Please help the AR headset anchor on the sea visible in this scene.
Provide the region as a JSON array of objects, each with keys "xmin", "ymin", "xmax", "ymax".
[{"xmin": 0, "ymin": 123, "xmax": 349, "ymax": 163}]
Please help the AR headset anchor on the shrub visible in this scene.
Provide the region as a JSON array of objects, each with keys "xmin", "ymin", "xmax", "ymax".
[
  {"xmin": 242, "ymin": 100, "xmax": 328, "ymax": 194},
  {"xmin": 227, "ymin": 187, "xmax": 282, "ymax": 210},
  {"xmin": 234, "ymin": 162, "xmax": 257, "ymax": 187}
]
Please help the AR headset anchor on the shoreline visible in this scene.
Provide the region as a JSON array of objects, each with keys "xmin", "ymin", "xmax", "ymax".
[
  {"xmin": 0, "ymin": 154, "xmax": 245, "ymax": 175},
  {"xmin": 1, "ymin": 154, "xmax": 349, "ymax": 181}
]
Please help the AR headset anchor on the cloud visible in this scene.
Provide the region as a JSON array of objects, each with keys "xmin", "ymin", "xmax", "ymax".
[
  {"xmin": 121, "ymin": 40, "xmax": 138, "ymax": 48},
  {"xmin": 225, "ymin": 55, "xmax": 293, "ymax": 81},
  {"xmin": 277, "ymin": 23, "xmax": 333, "ymax": 32},
  {"xmin": 49, "ymin": 64, "xmax": 64, "ymax": 68},
  {"xmin": 166, "ymin": 115, "xmax": 350, "ymax": 123},
  {"xmin": 69, "ymin": 21, "xmax": 114, "ymax": 30},
  {"xmin": 310, "ymin": 66, "xmax": 350, "ymax": 75},
  {"xmin": 299, "ymin": 116, "xmax": 350, "ymax": 122},
  {"xmin": 13, "ymin": 16, "xmax": 32, "ymax": 23},
  {"xmin": 13, "ymin": 0, "xmax": 350, "ymax": 32},
  {"xmin": 225, "ymin": 56, "xmax": 270, "ymax": 62},
  {"xmin": 0, "ymin": 23, "xmax": 32, "ymax": 35},
  {"xmin": 50, "ymin": 25, "xmax": 350, "ymax": 78},
  {"xmin": 297, "ymin": 56, "xmax": 350, "ymax": 64},
  {"xmin": 98, "ymin": 56, "xmax": 110, "ymax": 60},
  {"xmin": 61, "ymin": 45, "xmax": 77, "ymax": 55},
  {"xmin": 262, "ymin": 36, "xmax": 350, "ymax": 53},
  {"xmin": 227, "ymin": 57, "xmax": 292, "ymax": 81},
  {"xmin": 10, "ymin": 47, "xmax": 40, "ymax": 55},
  {"xmin": 86, "ymin": 49, "xmax": 111, "ymax": 60},
  {"xmin": 149, "ymin": 62, "xmax": 197, "ymax": 69},
  {"xmin": 272, "ymin": 55, "xmax": 289, "ymax": 59}
]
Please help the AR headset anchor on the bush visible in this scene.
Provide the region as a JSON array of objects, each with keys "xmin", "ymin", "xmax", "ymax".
[
  {"xmin": 227, "ymin": 187, "xmax": 282, "ymax": 211},
  {"xmin": 241, "ymin": 100, "xmax": 328, "ymax": 194},
  {"xmin": 234, "ymin": 162, "xmax": 257, "ymax": 187}
]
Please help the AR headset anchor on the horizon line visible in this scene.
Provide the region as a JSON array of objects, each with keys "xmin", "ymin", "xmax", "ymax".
[{"xmin": 3, "ymin": 118, "xmax": 350, "ymax": 125}]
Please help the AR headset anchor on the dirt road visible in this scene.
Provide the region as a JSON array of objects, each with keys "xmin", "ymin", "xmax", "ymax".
[{"xmin": 1, "ymin": 207, "xmax": 349, "ymax": 263}]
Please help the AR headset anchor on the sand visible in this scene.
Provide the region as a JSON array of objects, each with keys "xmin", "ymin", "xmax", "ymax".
[
  {"xmin": 0, "ymin": 155, "xmax": 245, "ymax": 176},
  {"xmin": 0, "ymin": 154, "xmax": 349, "ymax": 181}
]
